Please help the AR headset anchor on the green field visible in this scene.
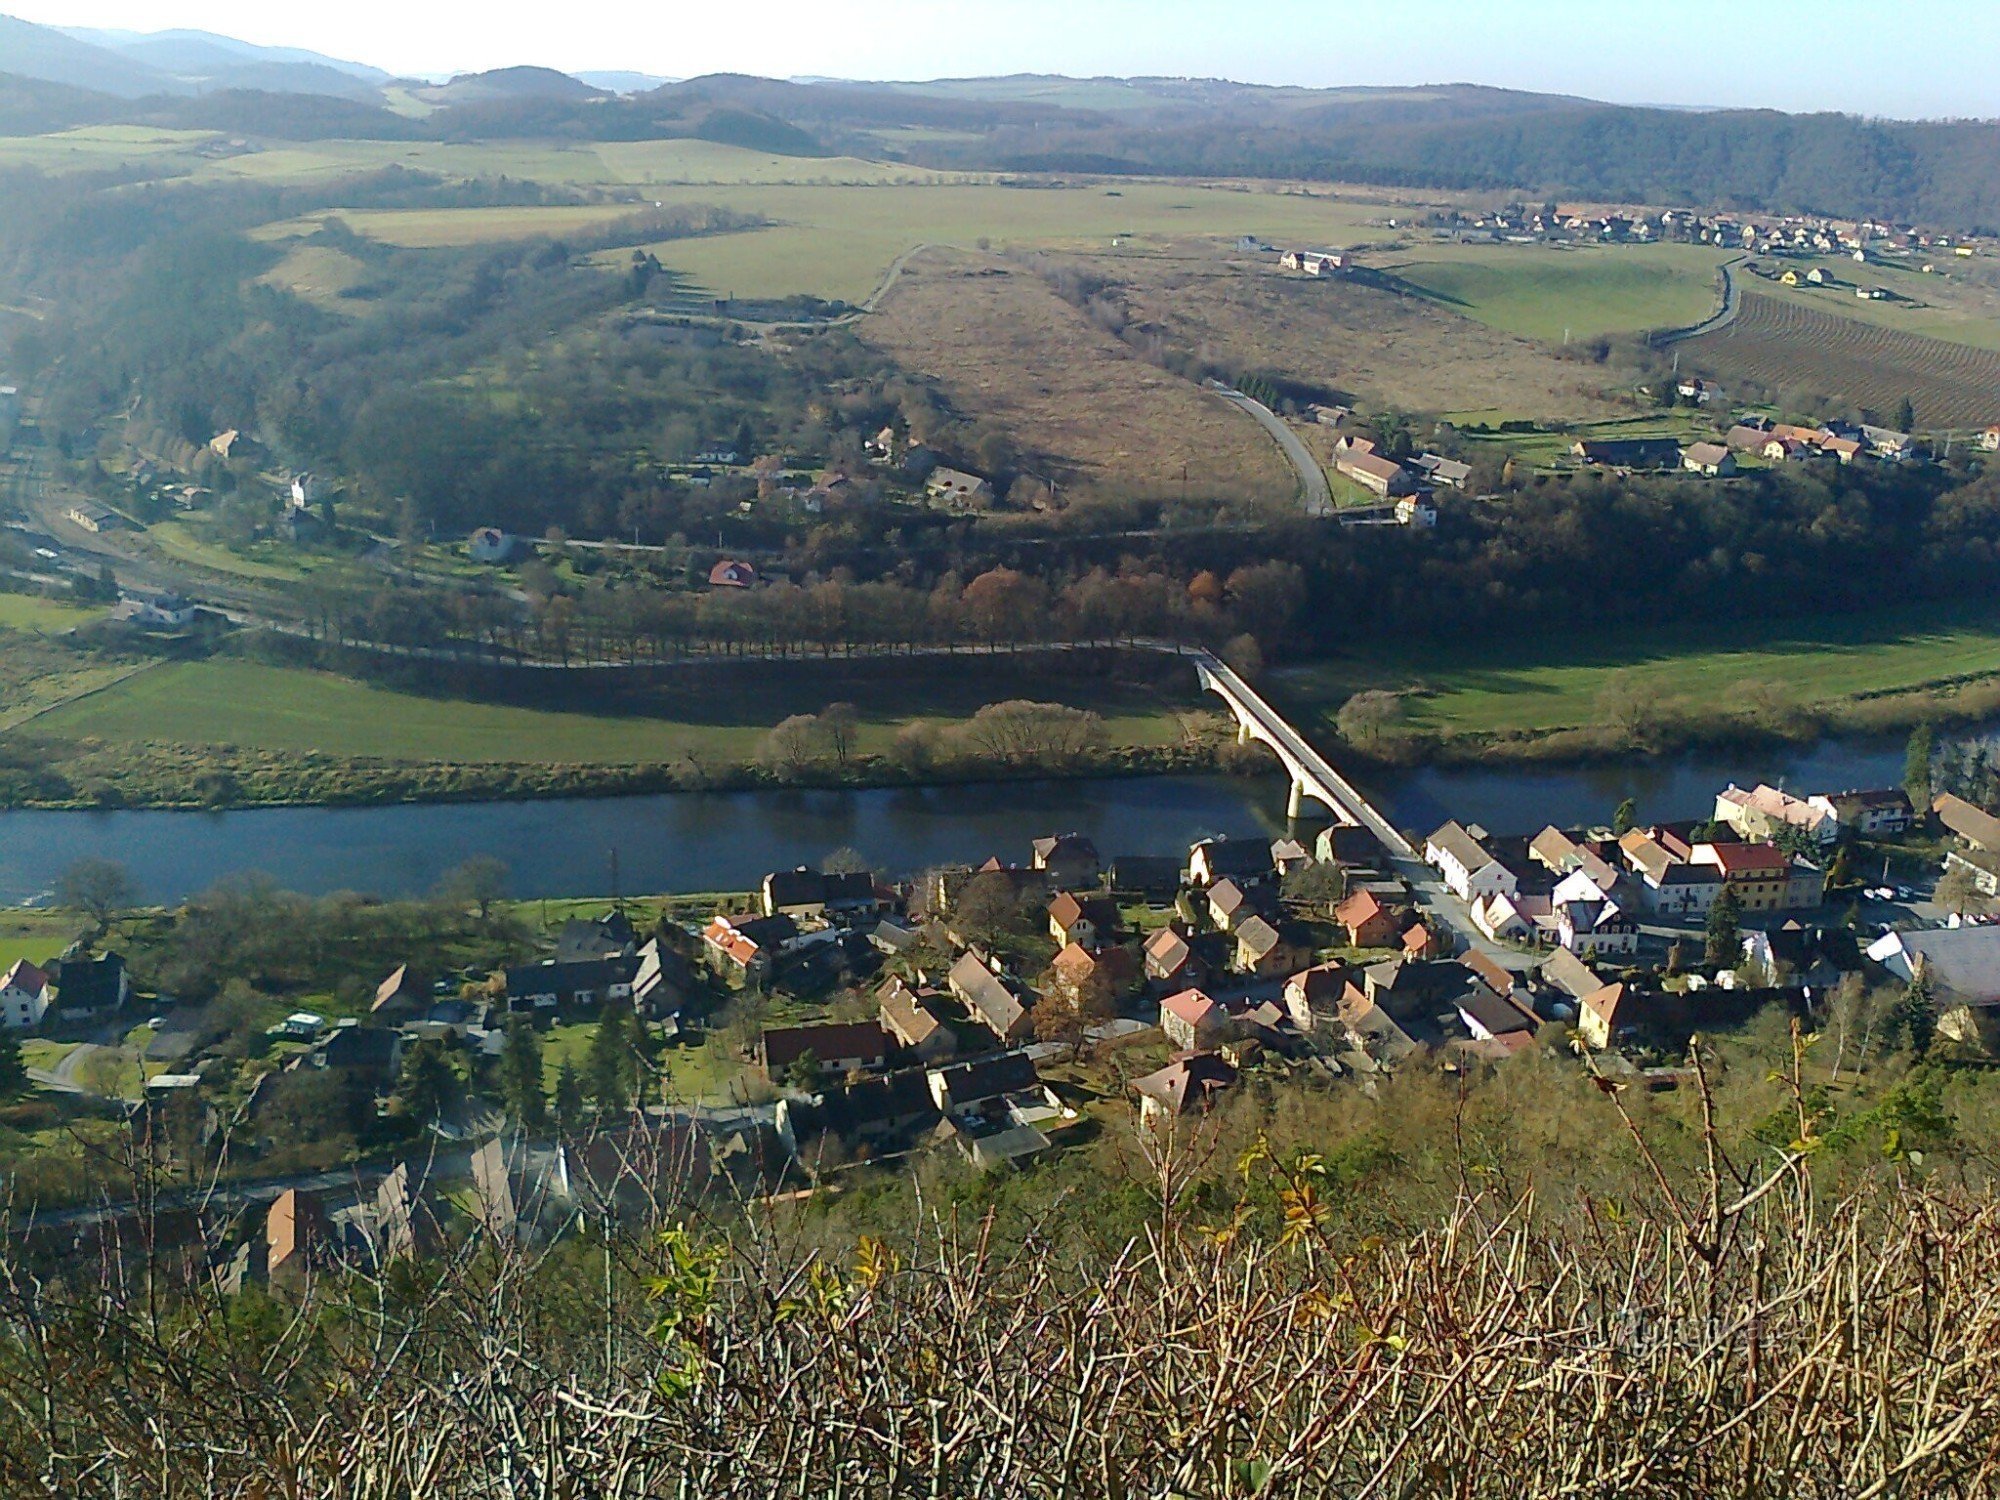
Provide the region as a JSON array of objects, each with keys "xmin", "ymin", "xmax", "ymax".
[
  {"xmin": 0, "ymin": 911, "xmax": 82, "ymax": 972},
  {"xmin": 281, "ymin": 179, "xmax": 1401, "ymax": 303},
  {"xmin": 32, "ymin": 657, "xmax": 1198, "ymax": 765},
  {"xmin": 0, "ymin": 595, "xmax": 101, "ymax": 632},
  {"xmin": 1451, "ymin": 411, "xmax": 1718, "ymax": 468},
  {"xmin": 1278, "ymin": 599, "xmax": 2000, "ymax": 739},
  {"xmin": 145, "ymin": 522, "xmax": 317, "ymax": 582},
  {"xmin": 1379, "ymin": 242, "xmax": 1731, "ymax": 341}
]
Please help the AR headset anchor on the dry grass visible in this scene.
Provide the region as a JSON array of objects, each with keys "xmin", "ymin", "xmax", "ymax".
[
  {"xmin": 862, "ymin": 247, "xmax": 1295, "ymax": 502},
  {"xmin": 1104, "ymin": 251, "xmax": 1632, "ymax": 417}
]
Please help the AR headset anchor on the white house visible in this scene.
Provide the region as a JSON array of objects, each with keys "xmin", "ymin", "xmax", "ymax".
[
  {"xmin": 468, "ymin": 527, "xmax": 524, "ymax": 564},
  {"xmin": 0, "ymin": 960, "xmax": 50, "ymax": 1030},
  {"xmin": 1425, "ymin": 822, "xmax": 1517, "ymax": 903},
  {"xmin": 1556, "ymin": 901, "xmax": 1641, "ymax": 958}
]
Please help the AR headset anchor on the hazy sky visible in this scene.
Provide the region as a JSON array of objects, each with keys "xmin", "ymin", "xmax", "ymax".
[{"xmin": 12, "ymin": 0, "xmax": 2000, "ymax": 117}]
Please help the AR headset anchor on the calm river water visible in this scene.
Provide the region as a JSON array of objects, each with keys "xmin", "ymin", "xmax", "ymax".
[{"xmin": 0, "ymin": 731, "xmax": 1920, "ymax": 906}]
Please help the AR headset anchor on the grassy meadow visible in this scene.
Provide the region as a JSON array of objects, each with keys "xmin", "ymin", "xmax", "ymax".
[
  {"xmin": 31, "ymin": 656, "xmax": 1201, "ymax": 767},
  {"xmin": 1277, "ymin": 598, "xmax": 2000, "ymax": 740},
  {"xmin": 1376, "ymin": 242, "xmax": 1731, "ymax": 340}
]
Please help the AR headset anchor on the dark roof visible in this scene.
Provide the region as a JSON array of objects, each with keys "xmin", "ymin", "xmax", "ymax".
[
  {"xmin": 761, "ymin": 1020, "xmax": 890, "ymax": 1073},
  {"xmin": 556, "ymin": 910, "xmax": 637, "ymax": 962},
  {"xmin": 1574, "ymin": 438, "xmax": 1682, "ymax": 467},
  {"xmin": 1193, "ymin": 838, "xmax": 1274, "ymax": 879},
  {"xmin": 1108, "ymin": 855, "xmax": 1182, "ymax": 895},
  {"xmin": 1132, "ymin": 1051, "xmax": 1238, "ymax": 1115},
  {"xmin": 930, "ymin": 1051, "xmax": 1040, "ymax": 1110},
  {"xmin": 312, "ymin": 1024, "xmax": 399, "ymax": 1076},
  {"xmin": 765, "ymin": 867, "xmax": 878, "ymax": 909},
  {"xmin": 504, "ymin": 956, "xmax": 636, "ymax": 996},
  {"xmin": 786, "ymin": 1070, "xmax": 940, "ymax": 1145},
  {"xmin": 1456, "ymin": 986, "xmax": 1538, "ymax": 1037},
  {"xmin": 51, "ymin": 951, "xmax": 125, "ymax": 1010}
]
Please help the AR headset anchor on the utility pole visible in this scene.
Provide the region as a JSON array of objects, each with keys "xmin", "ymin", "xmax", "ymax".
[{"xmin": 610, "ymin": 847, "xmax": 622, "ymax": 912}]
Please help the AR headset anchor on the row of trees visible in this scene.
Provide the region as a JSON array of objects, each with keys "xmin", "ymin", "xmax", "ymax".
[{"xmin": 758, "ymin": 699, "xmax": 1111, "ymax": 780}]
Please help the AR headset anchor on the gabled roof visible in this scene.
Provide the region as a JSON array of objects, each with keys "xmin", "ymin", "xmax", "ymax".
[
  {"xmin": 930, "ymin": 1051, "xmax": 1041, "ymax": 1110},
  {"xmin": 877, "ymin": 977, "xmax": 945, "ymax": 1047},
  {"xmin": 1457, "ymin": 986, "xmax": 1538, "ymax": 1037},
  {"xmin": 372, "ymin": 964, "xmax": 420, "ymax": 1013},
  {"xmin": 1459, "ymin": 951, "xmax": 1514, "ymax": 996},
  {"xmin": 1334, "ymin": 889, "xmax": 1391, "ymax": 929},
  {"xmin": 1190, "ymin": 837, "xmax": 1272, "ymax": 879},
  {"xmin": 1145, "ymin": 926, "xmax": 1192, "ymax": 965},
  {"xmin": 762, "ymin": 1021, "xmax": 890, "ymax": 1073},
  {"xmin": 1426, "ymin": 821, "xmax": 1496, "ymax": 875},
  {"xmin": 949, "ymin": 950, "xmax": 1027, "ymax": 1036},
  {"xmin": 1131, "ymin": 1051, "xmax": 1238, "ymax": 1116},
  {"xmin": 1700, "ymin": 842, "xmax": 1790, "ymax": 877},
  {"xmin": 2, "ymin": 958, "xmax": 49, "ymax": 995},
  {"xmin": 1286, "ymin": 961, "xmax": 1351, "ymax": 1009},
  {"xmin": 1581, "ymin": 982, "xmax": 1630, "ymax": 1032},
  {"xmin": 1234, "ymin": 914, "xmax": 1288, "ymax": 960},
  {"xmin": 1934, "ymin": 794, "xmax": 2000, "ymax": 853},
  {"xmin": 1541, "ymin": 948, "xmax": 1606, "ymax": 1002},
  {"xmin": 266, "ymin": 1188, "xmax": 329, "ymax": 1277},
  {"xmin": 1161, "ymin": 988, "xmax": 1222, "ymax": 1029}
]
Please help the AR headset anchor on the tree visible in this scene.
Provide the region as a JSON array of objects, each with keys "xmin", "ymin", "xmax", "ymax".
[
  {"xmin": 1222, "ymin": 634, "xmax": 1264, "ymax": 678},
  {"xmin": 440, "ymin": 856, "xmax": 510, "ymax": 925},
  {"xmin": 1336, "ymin": 690, "xmax": 1407, "ymax": 751},
  {"xmin": 822, "ymin": 846, "xmax": 870, "ymax": 876},
  {"xmin": 1905, "ymin": 723, "xmax": 1935, "ymax": 813},
  {"xmin": 498, "ymin": 1017, "xmax": 548, "ymax": 1130},
  {"xmin": 1894, "ymin": 971, "xmax": 1936, "ymax": 1056},
  {"xmin": 1935, "ymin": 862, "xmax": 1984, "ymax": 921},
  {"xmin": 587, "ymin": 1004, "xmax": 632, "ymax": 1114},
  {"xmin": 395, "ymin": 1037, "xmax": 455, "ymax": 1126},
  {"xmin": 819, "ymin": 702, "xmax": 860, "ymax": 766},
  {"xmin": 553, "ymin": 1059, "xmax": 585, "ymax": 1132},
  {"xmin": 761, "ymin": 713, "xmax": 830, "ymax": 779},
  {"xmin": 782, "ymin": 1048, "xmax": 823, "ymax": 1093},
  {"xmin": 1612, "ymin": 797, "xmax": 1639, "ymax": 836},
  {"xmin": 0, "ymin": 1029, "xmax": 25, "ymax": 1097},
  {"xmin": 55, "ymin": 858, "xmax": 134, "ymax": 934},
  {"xmin": 1896, "ymin": 395, "xmax": 1916, "ymax": 434},
  {"xmin": 1705, "ymin": 885, "xmax": 1743, "ymax": 969}
]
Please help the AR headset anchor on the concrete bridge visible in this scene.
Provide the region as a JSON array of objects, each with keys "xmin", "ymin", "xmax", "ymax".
[{"xmin": 1191, "ymin": 653, "xmax": 1416, "ymax": 860}]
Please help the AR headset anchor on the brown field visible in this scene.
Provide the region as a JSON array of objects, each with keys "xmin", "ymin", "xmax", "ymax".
[
  {"xmin": 1686, "ymin": 291, "xmax": 2000, "ymax": 428},
  {"xmin": 861, "ymin": 248, "xmax": 1295, "ymax": 503},
  {"xmin": 1093, "ymin": 252, "xmax": 1629, "ymax": 418}
]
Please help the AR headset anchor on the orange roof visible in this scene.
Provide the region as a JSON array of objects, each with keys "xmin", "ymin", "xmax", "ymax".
[
  {"xmin": 1161, "ymin": 988, "xmax": 1221, "ymax": 1027},
  {"xmin": 2, "ymin": 959, "xmax": 49, "ymax": 995}
]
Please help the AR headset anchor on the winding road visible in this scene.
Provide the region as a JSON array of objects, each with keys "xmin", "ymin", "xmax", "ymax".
[{"xmin": 1212, "ymin": 385, "xmax": 1334, "ymax": 517}]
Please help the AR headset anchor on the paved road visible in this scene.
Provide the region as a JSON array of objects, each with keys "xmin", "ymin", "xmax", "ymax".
[
  {"xmin": 1212, "ymin": 387, "xmax": 1334, "ymax": 517},
  {"xmin": 1654, "ymin": 254, "xmax": 1746, "ymax": 346}
]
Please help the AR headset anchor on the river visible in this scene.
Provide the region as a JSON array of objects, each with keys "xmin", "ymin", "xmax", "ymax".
[{"xmin": 0, "ymin": 731, "xmax": 1922, "ymax": 906}]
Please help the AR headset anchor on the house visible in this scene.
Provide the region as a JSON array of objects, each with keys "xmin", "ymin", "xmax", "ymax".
[
  {"xmin": 556, "ymin": 910, "xmax": 638, "ymax": 964},
  {"xmin": 925, "ymin": 467, "xmax": 995, "ymax": 509},
  {"xmin": 468, "ymin": 527, "xmax": 525, "ymax": 564},
  {"xmin": 305, "ymin": 1022, "xmax": 402, "ymax": 1093},
  {"xmin": 1821, "ymin": 436, "xmax": 1866, "ymax": 465},
  {"xmin": 1471, "ymin": 889, "xmax": 1539, "ymax": 944},
  {"xmin": 759, "ymin": 1020, "xmax": 892, "ymax": 1083},
  {"xmin": 877, "ymin": 977, "xmax": 957, "ymax": 1063},
  {"xmin": 702, "ymin": 913, "xmax": 797, "ymax": 986},
  {"xmin": 927, "ymin": 1051, "xmax": 1047, "ymax": 1115},
  {"xmin": 1693, "ymin": 842, "xmax": 1823, "ymax": 911},
  {"xmin": 1676, "ymin": 377, "xmax": 1715, "ymax": 405},
  {"xmin": 1337, "ymin": 450, "xmax": 1417, "ymax": 499},
  {"xmin": 1049, "ymin": 941, "xmax": 1137, "ymax": 1003},
  {"xmin": 1109, "ymin": 855, "xmax": 1183, "ymax": 901},
  {"xmin": 266, "ymin": 1189, "xmax": 334, "ymax": 1297},
  {"xmin": 1144, "ymin": 924, "xmax": 1201, "ymax": 986},
  {"xmin": 1540, "ymin": 949, "xmax": 1607, "ymax": 1007},
  {"xmin": 776, "ymin": 1070, "xmax": 940, "ymax": 1161},
  {"xmin": 866, "ymin": 425, "xmax": 898, "ymax": 462},
  {"xmin": 1413, "ymin": 453, "xmax": 1473, "ymax": 489},
  {"xmin": 1682, "ymin": 442, "xmax": 1736, "ymax": 477},
  {"xmin": 1805, "ymin": 266, "xmax": 1834, "ymax": 286},
  {"xmin": 1557, "ymin": 900, "xmax": 1640, "ymax": 958},
  {"xmin": 631, "ymin": 939, "xmax": 693, "ymax": 1020},
  {"xmin": 1742, "ymin": 922, "xmax": 1858, "ymax": 995},
  {"xmin": 1048, "ymin": 891, "xmax": 1119, "ymax": 949},
  {"xmin": 1334, "ymin": 889, "xmax": 1403, "ymax": 949},
  {"xmin": 1424, "ymin": 821, "xmax": 1517, "ymax": 903},
  {"xmin": 1270, "ymin": 837, "xmax": 1312, "ymax": 877},
  {"xmin": 1861, "ymin": 426, "xmax": 1916, "ymax": 460},
  {"xmin": 1131, "ymin": 1051, "xmax": 1238, "ymax": 1127},
  {"xmin": 50, "ymin": 952, "xmax": 130, "ymax": 1017},
  {"xmin": 1576, "ymin": 982, "xmax": 1634, "ymax": 1050},
  {"xmin": 1762, "ymin": 437, "xmax": 1816, "ymax": 463},
  {"xmin": 370, "ymin": 965, "xmax": 427, "ymax": 1020},
  {"xmin": 1455, "ymin": 984, "xmax": 1538, "ymax": 1042},
  {"xmin": 1160, "ymin": 987, "xmax": 1231, "ymax": 1051},
  {"xmin": 1714, "ymin": 784, "xmax": 1838, "ymax": 845},
  {"xmin": 1819, "ymin": 787, "xmax": 1914, "ymax": 836},
  {"xmin": 1206, "ymin": 878, "xmax": 1271, "ymax": 933},
  {"xmin": 707, "ymin": 559, "xmax": 758, "ymax": 589},
  {"xmin": 1726, "ymin": 421, "xmax": 1776, "ymax": 451},
  {"xmin": 126, "ymin": 592, "xmax": 197, "ymax": 628},
  {"xmin": 0, "ymin": 960, "xmax": 50, "ymax": 1030},
  {"xmin": 1187, "ymin": 837, "xmax": 1273, "ymax": 889},
  {"xmin": 503, "ymin": 957, "xmax": 637, "ymax": 1013},
  {"xmin": 1401, "ymin": 922, "xmax": 1438, "ymax": 959},
  {"xmin": 1031, "ymin": 833, "xmax": 1101, "ymax": 888},
  {"xmin": 1283, "ymin": 961, "xmax": 1353, "ymax": 1032},
  {"xmin": 1570, "ymin": 439, "xmax": 1681, "ymax": 469},
  {"xmin": 949, "ymin": 950, "xmax": 1033, "ymax": 1042},
  {"xmin": 1234, "ymin": 915, "xmax": 1310, "ymax": 978},
  {"xmin": 1933, "ymin": 793, "xmax": 2000, "ymax": 853},
  {"xmin": 65, "ymin": 501, "xmax": 116, "ymax": 533},
  {"xmin": 1980, "ymin": 425, "xmax": 2000, "ymax": 452},
  {"xmin": 1868, "ymin": 925, "xmax": 2000, "ymax": 1008},
  {"xmin": 761, "ymin": 867, "xmax": 879, "ymax": 921},
  {"xmin": 1396, "ymin": 495, "xmax": 1439, "ymax": 527},
  {"xmin": 1336, "ymin": 990, "xmax": 1419, "ymax": 1066}
]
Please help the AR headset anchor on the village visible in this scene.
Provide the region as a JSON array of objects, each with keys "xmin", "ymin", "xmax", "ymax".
[{"xmin": 8, "ymin": 742, "xmax": 2000, "ymax": 1288}]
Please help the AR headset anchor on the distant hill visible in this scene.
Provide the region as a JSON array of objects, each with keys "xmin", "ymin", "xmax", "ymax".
[
  {"xmin": 61, "ymin": 26, "xmax": 390, "ymax": 84},
  {"xmin": 0, "ymin": 14, "xmax": 184, "ymax": 97},
  {"xmin": 0, "ymin": 70, "xmax": 116, "ymax": 134},
  {"xmin": 431, "ymin": 66, "xmax": 606, "ymax": 103}
]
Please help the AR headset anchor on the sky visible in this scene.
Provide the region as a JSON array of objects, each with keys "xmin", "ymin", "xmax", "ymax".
[{"xmin": 10, "ymin": 0, "xmax": 2000, "ymax": 118}]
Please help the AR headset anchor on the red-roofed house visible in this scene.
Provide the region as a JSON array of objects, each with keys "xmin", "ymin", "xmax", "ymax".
[
  {"xmin": 1, "ymin": 959, "xmax": 51, "ymax": 1030},
  {"xmin": 708, "ymin": 559, "xmax": 758, "ymax": 589},
  {"xmin": 1334, "ymin": 889, "xmax": 1402, "ymax": 949},
  {"xmin": 1160, "ymin": 988, "xmax": 1230, "ymax": 1051}
]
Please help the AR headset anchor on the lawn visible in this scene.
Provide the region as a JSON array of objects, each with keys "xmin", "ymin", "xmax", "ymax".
[
  {"xmin": 0, "ymin": 910, "xmax": 82, "ymax": 973},
  {"xmin": 145, "ymin": 521, "xmax": 315, "ymax": 582},
  {"xmin": 1276, "ymin": 599, "xmax": 2000, "ymax": 739},
  {"xmin": 1377, "ymin": 242, "xmax": 1731, "ymax": 341},
  {"xmin": 0, "ymin": 595, "xmax": 102, "ymax": 632},
  {"xmin": 1452, "ymin": 411, "xmax": 1717, "ymax": 468},
  {"xmin": 32, "ymin": 656, "xmax": 1200, "ymax": 766}
]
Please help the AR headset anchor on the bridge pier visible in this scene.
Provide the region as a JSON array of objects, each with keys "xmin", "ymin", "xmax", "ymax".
[{"xmin": 1286, "ymin": 777, "xmax": 1304, "ymax": 822}]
